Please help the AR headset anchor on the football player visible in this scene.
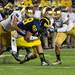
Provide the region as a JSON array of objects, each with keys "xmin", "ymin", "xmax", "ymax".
[
  {"xmin": 42, "ymin": 6, "xmax": 54, "ymax": 48},
  {"xmin": 0, "ymin": 7, "xmax": 22, "ymax": 61},
  {"xmin": 12, "ymin": 7, "xmax": 50, "ymax": 66},
  {"xmin": 49, "ymin": 6, "xmax": 75, "ymax": 65}
]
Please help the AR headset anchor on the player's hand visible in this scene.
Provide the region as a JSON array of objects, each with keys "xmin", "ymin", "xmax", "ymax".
[
  {"xmin": 24, "ymin": 31, "xmax": 32, "ymax": 42},
  {"xmin": 48, "ymin": 28, "xmax": 57, "ymax": 32}
]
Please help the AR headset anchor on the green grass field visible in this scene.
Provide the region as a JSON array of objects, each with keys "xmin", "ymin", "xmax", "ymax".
[{"xmin": 0, "ymin": 48, "xmax": 75, "ymax": 75}]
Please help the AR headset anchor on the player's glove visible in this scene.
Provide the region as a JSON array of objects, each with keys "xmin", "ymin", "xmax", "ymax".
[{"xmin": 48, "ymin": 28, "xmax": 57, "ymax": 32}]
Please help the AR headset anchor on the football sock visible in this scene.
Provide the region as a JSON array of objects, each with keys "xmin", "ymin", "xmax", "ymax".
[
  {"xmin": 39, "ymin": 53, "xmax": 46, "ymax": 62},
  {"xmin": 25, "ymin": 48, "xmax": 31, "ymax": 54},
  {"xmin": 56, "ymin": 54, "xmax": 61, "ymax": 61}
]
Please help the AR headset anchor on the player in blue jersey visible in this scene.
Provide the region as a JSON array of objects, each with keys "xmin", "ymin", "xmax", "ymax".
[{"xmin": 17, "ymin": 17, "xmax": 50, "ymax": 66}]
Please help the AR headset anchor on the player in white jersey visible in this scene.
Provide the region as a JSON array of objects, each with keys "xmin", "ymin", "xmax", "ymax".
[
  {"xmin": 49, "ymin": 7, "xmax": 75, "ymax": 65},
  {"xmin": 0, "ymin": 10, "xmax": 22, "ymax": 31},
  {"xmin": 0, "ymin": 10, "xmax": 22, "ymax": 61},
  {"xmin": 64, "ymin": 7, "xmax": 75, "ymax": 48}
]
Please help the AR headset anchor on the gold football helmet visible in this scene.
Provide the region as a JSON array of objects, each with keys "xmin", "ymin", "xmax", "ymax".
[
  {"xmin": 52, "ymin": 7, "xmax": 61, "ymax": 19},
  {"xmin": 4, "ymin": 3, "xmax": 13, "ymax": 9},
  {"xmin": 42, "ymin": 7, "xmax": 53, "ymax": 16},
  {"xmin": 25, "ymin": 6, "xmax": 34, "ymax": 17}
]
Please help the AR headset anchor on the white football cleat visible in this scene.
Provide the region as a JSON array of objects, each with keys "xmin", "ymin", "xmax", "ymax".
[{"xmin": 41, "ymin": 61, "xmax": 49, "ymax": 66}]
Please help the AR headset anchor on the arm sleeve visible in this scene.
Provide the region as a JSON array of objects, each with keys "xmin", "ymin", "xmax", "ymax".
[{"xmin": 57, "ymin": 24, "xmax": 68, "ymax": 32}]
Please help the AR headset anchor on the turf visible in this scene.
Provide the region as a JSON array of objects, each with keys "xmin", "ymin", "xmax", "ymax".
[{"xmin": 0, "ymin": 48, "xmax": 75, "ymax": 75}]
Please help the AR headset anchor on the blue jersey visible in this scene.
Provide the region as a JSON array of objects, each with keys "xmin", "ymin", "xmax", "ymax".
[{"xmin": 17, "ymin": 18, "xmax": 41, "ymax": 35}]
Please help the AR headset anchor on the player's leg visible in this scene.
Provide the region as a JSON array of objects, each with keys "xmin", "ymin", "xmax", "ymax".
[
  {"xmin": 16, "ymin": 37, "xmax": 38, "ymax": 63},
  {"xmin": 0, "ymin": 25, "xmax": 4, "ymax": 54},
  {"xmin": 0, "ymin": 36, "xmax": 4, "ymax": 54},
  {"xmin": 0, "ymin": 30, "xmax": 10, "ymax": 54},
  {"xmin": 25, "ymin": 47, "xmax": 38, "ymax": 61},
  {"xmin": 0, "ymin": 24, "xmax": 4, "ymax": 35},
  {"xmin": 53, "ymin": 32, "xmax": 67, "ymax": 65},
  {"xmin": 29, "ymin": 36, "xmax": 49, "ymax": 66},
  {"xmin": 11, "ymin": 37, "xmax": 20, "ymax": 61},
  {"xmin": 20, "ymin": 47, "xmax": 38, "ymax": 64},
  {"xmin": 18, "ymin": 36, "xmax": 49, "ymax": 65},
  {"xmin": 36, "ymin": 44, "xmax": 49, "ymax": 66}
]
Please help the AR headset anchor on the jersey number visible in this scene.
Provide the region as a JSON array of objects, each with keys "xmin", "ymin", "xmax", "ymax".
[
  {"xmin": 23, "ymin": 18, "xmax": 34, "ymax": 25},
  {"xmin": 32, "ymin": 25, "xmax": 37, "ymax": 32}
]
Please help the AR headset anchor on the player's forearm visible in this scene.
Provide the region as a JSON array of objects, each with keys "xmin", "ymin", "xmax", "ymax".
[{"xmin": 57, "ymin": 24, "xmax": 68, "ymax": 32}]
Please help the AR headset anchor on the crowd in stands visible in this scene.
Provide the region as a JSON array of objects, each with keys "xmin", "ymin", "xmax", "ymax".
[{"xmin": 0, "ymin": 0, "xmax": 75, "ymax": 49}]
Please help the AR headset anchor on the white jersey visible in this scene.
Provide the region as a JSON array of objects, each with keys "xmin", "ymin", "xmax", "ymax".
[
  {"xmin": 34, "ymin": 10, "xmax": 42, "ymax": 19},
  {"xmin": 66, "ymin": 12, "xmax": 75, "ymax": 31},
  {"xmin": 53, "ymin": 18, "xmax": 63, "ymax": 28},
  {"xmin": 56, "ymin": 12, "xmax": 75, "ymax": 32},
  {"xmin": 0, "ymin": 10, "xmax": 22, "ymax": 31},
  {"xmin": 0, "ymin": 14, "xmax": 3, "ymax": 21}
]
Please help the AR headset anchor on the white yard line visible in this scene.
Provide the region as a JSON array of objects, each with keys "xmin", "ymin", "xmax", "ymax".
[
  {"xmin": 0, "ymin": 55, "xmax": 25, "ymax": 58},
  {"xmin": 0, "ymin": 54, "xmax": 75, "ymax": 58},
  {"xmin": 0, "ymin": 66, "xmax": 75, "ymax": 70}
]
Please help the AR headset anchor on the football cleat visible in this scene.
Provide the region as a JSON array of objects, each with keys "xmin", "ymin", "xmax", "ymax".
[
  {"xmin": 20, "ymin": 53, "xmax": 32, "ymax": 64},
  {"xmin": 41, "ymin": 61, "xmax": 49, "ymax": 66},
  {"xmin": 52, "ymin": 60, "xmax": 62, "ymax": 65}
]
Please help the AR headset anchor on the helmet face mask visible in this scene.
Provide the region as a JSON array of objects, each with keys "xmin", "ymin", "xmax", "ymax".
[
  {"xmin": 42, "ymin": 7, "xmax": 53, "ymax": 17},
  {"xmin": 47, "ymin": 11, "xmax": 53, "ymax": 15},
  {"xmin": 25, "ymin": 7, "xmax": 34, "ymax": 18},
  {"xmin": 53, "ymin": 7, "xmax": 61, "ymax": 19},
  {"xmin": 56, "ymin": 11, "xmax": 61, "ymax": 14},
  {"xmin": 46, "ymin": 7, "xmax": 53, "ymax": 17}
]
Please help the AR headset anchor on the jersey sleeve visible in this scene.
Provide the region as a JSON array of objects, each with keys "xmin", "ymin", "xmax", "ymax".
[
  {"xmin": 17, "ymin": 22, "xmax": 25, "ymax": 30},
  {"xmin": 57, "ymin": 24, "xmax": 68, "ymax": 32}
]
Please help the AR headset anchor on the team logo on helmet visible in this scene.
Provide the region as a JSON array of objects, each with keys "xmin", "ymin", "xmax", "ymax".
[{"xmin": 40, "ymin": 17, "xmax": 51, "ymax": 28}]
